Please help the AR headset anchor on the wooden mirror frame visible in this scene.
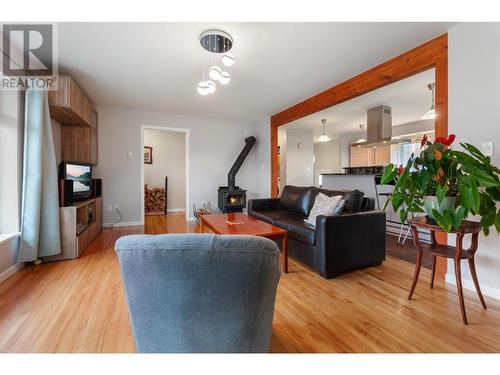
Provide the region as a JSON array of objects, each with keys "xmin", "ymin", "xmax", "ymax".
[
  {"xmin": 269, "ymin": 33, "xmax": 448, "ymax": 276},
  {"xmin": 270, "ymin": 33, "xmax": 447, "ymax": 196}
]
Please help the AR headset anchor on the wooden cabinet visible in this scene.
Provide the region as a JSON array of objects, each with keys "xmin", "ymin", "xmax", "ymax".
[
  {"xmin": 350, "ymin": 145, "xmax": 390, "ymax": 167},
  {"xmin": 374, "ymin": 145, "xmax": 391, "ymax": 165},
  {"xmin": 42, "ymin": 197, "xmax": 102, "ymax": 262},
  {"xmin": 59, "ymin": 109, "xmax": 98, "ymax": 165},
  {"xmin": 48, "ymin": 75, "xmax": 92, "ymax": 127},
  {"xmin": 90, "ymin": 110, "xmax": 98, "ymax": 165},
  {"xmin": 50, "ymin": 75, "xmax": 98, "ymax": 165},
  {"xmin": 350, "ymin": 147, "xmax": 374, "ymax": 167}
]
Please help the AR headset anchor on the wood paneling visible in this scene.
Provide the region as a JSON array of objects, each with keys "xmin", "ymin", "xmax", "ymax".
[
  {"xmin": 1, "ymin": 214, "xmax": 500, "ymax": 353},
  {"xmin": 61, "ymin": 125, "xmax": 91, "ymax": 163},
  {"xmin": 48, "ymin": 75, "xmax": 92, "ymax": 127},
  {"xmin": 350, "ymin": 147, "xmax": 374, "ymax": 167},
  {"xmin": 270, "ymin": 34, "xmax": 448, "ymax": 197},
  {"xmin": 374, "ymin": 145, "xmax": 391, "ymax": 165},
  {"xmin": 60, "ymin": 111, "xmax": 98, "ymax": 165}
]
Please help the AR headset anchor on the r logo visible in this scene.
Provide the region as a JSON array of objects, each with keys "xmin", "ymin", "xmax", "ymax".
[{"xmin": 2, "ymin": 24, "xmax": 53, "ymax": 76}]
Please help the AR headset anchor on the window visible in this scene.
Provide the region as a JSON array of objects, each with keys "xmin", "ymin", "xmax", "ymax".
[
  {"xmin": 0, "ymin": 90, "xmax": 22, "ymax": 235},
  {"xmin": 390, "ymin": 132, "xmax": 434, "ymax": 167}
]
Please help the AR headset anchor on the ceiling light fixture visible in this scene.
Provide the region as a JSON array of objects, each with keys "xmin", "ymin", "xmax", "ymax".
[
  {"xmin": 222, "ymin": 53, "xmax": 235, "ymax": 67},
  {"xmin": 197, "ymin": 81, "xmax": 209, "ymax": 96},
  {"xmin": 208, "ymin": 65, "xmax": 222, "ymax": 81},
  {"xmin": 356, "ymin": 124, "xmax": 367, "ymax": 143},
  {"xmin": 219, "ymin": 71, "xmax": 231, "ymax": 85},
  {"xmin": 318, "ymin": 119, "xmax": 331, "ymax": 142},
  {"xmin": 197, "ymin": 30, "xmax": 234, "ymax": 96},
  {"xmin": 421, "ymin": 83, "xmax": 436, "ymax": 120},
  {"xmin": 206, "ymin": 80, "xmax": 216, "ymax": 94}
]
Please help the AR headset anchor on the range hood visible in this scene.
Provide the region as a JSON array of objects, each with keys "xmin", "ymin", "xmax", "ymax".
[{"xmin": 351, "ymin": 105, "xmax": 411, "ymax": 148}]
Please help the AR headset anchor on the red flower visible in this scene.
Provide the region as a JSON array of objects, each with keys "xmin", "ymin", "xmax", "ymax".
[
  {"xmin": 397, "ymin": 164, "xmax": 404, "ymax": 176},
  {"xmin": 435, "ymin": 134, "xmax": 456, "ymax": 147},
  {"xmin": 446, "ymin": 134, "xmax": 456, "ymax": 146},
  {"xmin": 420, "ymin": 134, "xmax": 428, "ymax": 148}
]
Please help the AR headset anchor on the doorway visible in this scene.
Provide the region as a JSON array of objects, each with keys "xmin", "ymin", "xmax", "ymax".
[{"xmin": 140, "ymin": 125, "xmax": 190, "ymax": 223}]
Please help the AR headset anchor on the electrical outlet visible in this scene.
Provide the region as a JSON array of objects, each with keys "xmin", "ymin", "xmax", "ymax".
[
  {"xmin": 107, "ymin": 205, "xmax": 113, "ymax": 212},
  {"xmin": 114, "ymin": 204, "xmax": 120, "ymax": 210}
]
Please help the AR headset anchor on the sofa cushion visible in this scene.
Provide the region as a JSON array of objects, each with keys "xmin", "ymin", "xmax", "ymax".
[
  {"xmin": 274, "ymin": 217, "xmax": 316, "ymax": 245},
  {"xmin": 305, "ymin": 193, "xmax": 343, "ymax": 227},
  {"xmin": 249, "ymin": 210, "xmax": 305, "ymax": 226},
  {"xmin": 317, "ymin": 188, "xmax": 364, "ymax": 213},
  {"xmin": 279, "ymin": 185, "xmax": 315, "ymax": 216}
]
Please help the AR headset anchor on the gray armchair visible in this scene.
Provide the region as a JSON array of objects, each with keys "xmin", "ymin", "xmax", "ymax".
[{"xmin": 115, "ymin": 233, "xmax": 281, "ymax": 353}]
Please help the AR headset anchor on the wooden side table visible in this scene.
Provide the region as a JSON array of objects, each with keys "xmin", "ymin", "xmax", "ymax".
[{"xmin": 408, "ymin": 217, "xmax": 487, "ymax": 324}]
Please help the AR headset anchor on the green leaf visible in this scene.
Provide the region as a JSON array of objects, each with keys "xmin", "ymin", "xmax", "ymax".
[
  {"xmin": 495, "ymin": 209, "xmax": 500, "ymax": 234},
  {"xmin": 481, "ymin": 212, "xmax": 496, "ymax": 228},
  {"xmin": 486, "ymin": 187, "xmax": 500, "ymax": 201},
  {"xmin": 400, "ymin": 209, "xmax": 407, "ymax": 223},
  {"xmin": 452, "ymin": 206, "xmax": 466, "ymax": 229},
  {"xmin": 461, "ymin": 143, "xmax": 487, "ymax": 162},
  {"xmin": 432, "ymin": 209, "xmax": 452, "ymax": 232},
  {"xmin": 391, "ymin": 192, "xmax": 404, "ymax": 212},
  {"xmin": 459, "ymin": 184, "xmax": 480, "ymax": 212},
  {"xmin": 436, "ymin": 185, "xmax": 445, "ymax": 205},
  {"xmin": 381, "ymin": 164, "xmax": 396, "ymax": 184}
]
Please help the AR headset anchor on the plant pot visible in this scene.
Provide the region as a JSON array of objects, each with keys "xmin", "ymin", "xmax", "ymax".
[{"xmin": 423, "ymin": 195, "xmax": 458, "ymax": 224}]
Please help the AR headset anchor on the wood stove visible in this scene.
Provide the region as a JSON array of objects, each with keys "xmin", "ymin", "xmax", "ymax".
[{"xmin": 218, "ymin": 136, "xmax": 256, "ymax": 213}]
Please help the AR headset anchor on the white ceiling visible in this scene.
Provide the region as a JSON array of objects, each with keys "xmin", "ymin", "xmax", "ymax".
[
  {"xmin": 56, "ymin": 23, "xmax": 453, "ymax": 121},
  {"xmin": 284, "ymin": 68, "xmax": 436, "ymax": 141}
]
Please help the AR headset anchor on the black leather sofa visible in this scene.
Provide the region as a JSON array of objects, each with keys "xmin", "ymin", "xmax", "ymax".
[{"xmin": 247, "ymin": 185, "xmax": 386, "ymax": 278}]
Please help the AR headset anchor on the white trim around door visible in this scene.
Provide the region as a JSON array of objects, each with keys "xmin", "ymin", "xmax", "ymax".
[{"xmin": 140, "ymin": 125, "xmax": 190, "ymax": 224}]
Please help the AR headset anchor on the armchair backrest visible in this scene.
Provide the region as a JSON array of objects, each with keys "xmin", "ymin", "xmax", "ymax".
[{"xmin": 115, "ymin": 233, "xmax": 280, "ymax": 353}]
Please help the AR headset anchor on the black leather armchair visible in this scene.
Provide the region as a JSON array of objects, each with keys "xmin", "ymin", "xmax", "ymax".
[{"xmin": 247, "ymin": 185, "xmax": 386, "ymax": 278}]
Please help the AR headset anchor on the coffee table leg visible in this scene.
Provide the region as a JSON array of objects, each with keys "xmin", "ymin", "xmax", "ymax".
[{"xmin": 282, "ymin": 233, "xmax": 288, "ymax": 273}]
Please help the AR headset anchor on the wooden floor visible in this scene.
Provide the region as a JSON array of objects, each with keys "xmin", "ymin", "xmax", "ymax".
[{"xmin": 1, "ymin": 212, "xmax": 500, "ymax": 353}]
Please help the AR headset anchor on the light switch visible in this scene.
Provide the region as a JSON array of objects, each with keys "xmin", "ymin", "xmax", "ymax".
[{"xmin": 481, "ymin": 142, "xmax": 494, "ymax": 156}]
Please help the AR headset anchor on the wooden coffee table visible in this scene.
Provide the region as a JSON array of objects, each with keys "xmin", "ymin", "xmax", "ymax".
[{"xmin": 200, "ymin": 212, "xmax": 288, "ymax": 273}]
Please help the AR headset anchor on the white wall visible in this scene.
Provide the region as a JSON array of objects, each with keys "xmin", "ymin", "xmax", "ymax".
[
  {"xmin": 252, "ymin": 117, "xmax": 271, "ymax": 198},
  {"xmin": 94, "ymin": 106, "xmax": 268, "ymax": 224},
  {"xmin": 284, "ymin": 129, "xmax": 314, "ymax": 186},
  {"xmin": 446, "ymin": 22, "xmax": 500, "ymax": 298},
  {"xmin": 143, "ymin": 129, "xmax": 186, "ymax": 210},
  {"xmin": 339, "ymin": 131, "xmax": 359, "ymax": 169},
  {"xmin": 314, "ymin": 139, "xmax": 340, "ymax": 172}
]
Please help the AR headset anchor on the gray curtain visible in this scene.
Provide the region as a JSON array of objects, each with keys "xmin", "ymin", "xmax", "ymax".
[{"xmin": 18, "ymin": 89, "xmax": 61, "ymax": 262}]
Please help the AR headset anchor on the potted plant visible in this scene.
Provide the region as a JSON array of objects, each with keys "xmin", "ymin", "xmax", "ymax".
[{"xmin": 381, "ymin": 134, "xmax": 500, "ymax": 235}]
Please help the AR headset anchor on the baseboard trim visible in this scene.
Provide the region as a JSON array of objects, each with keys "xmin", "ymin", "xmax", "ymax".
[
  {"xmin": 167, "ymin": 208, "xmax": 185, "ymax": 213},
  {"xmin": 0, "ymin": 263, "xmax": 24, "ymax": 284},
  {"xmin": 445, "ymin": 273, "xmax": 500, "ymax": 300},
  {"xmin": 103, "ymin": 221, "xmax": 143, "ymax": 228}
]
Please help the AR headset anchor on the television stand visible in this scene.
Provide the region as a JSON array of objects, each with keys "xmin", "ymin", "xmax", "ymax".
[{"xmin": 42, "ymin": 197, "xmax": 102, "ymax": 262}]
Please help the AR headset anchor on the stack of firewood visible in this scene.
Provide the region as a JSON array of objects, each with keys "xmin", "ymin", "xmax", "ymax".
[{"xmin": 145, "ymin": 185, "xmax": 166, "ymax": 215}]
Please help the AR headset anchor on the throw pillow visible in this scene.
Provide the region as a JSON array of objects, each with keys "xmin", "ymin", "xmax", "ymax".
[{"xmin": 305, "ymin": 193, "xmax": 342, "ymax": 227}]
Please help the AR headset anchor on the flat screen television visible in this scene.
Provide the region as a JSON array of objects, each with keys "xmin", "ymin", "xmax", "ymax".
[{"xmin": 59, "ymin": 161, "xmax": 92, "ymax": 201}]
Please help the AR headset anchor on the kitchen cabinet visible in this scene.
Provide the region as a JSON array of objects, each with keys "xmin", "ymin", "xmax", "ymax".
[{"xmin": 350, "ymin": 145, "xmax": 390, "ymax": 167}]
